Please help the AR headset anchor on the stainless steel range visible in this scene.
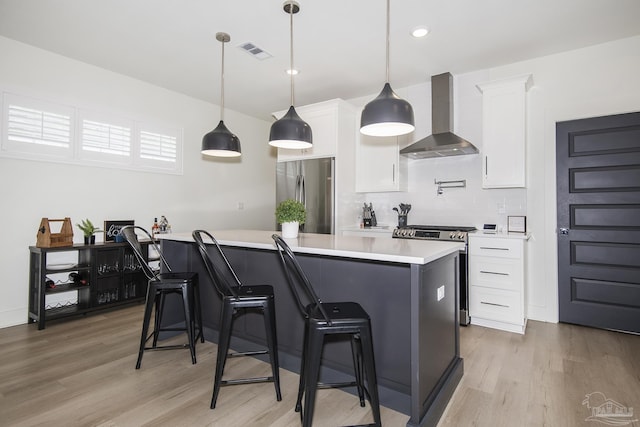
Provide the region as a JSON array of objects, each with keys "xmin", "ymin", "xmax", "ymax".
[{"xmin": 393, "ymin": 225, "xmax": 475, "ymax": 325}]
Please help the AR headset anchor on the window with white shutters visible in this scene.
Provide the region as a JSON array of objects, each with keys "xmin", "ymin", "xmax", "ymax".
[
  {"xmin": 8, "ymin": 105, "xmax": 71, "ymax": 148},
  {"xmin": 140, "ymin": 130, "xmax": 176, "ymax": 163},
  {"xmin": 2, "ymin": 92, "xmax": 73, "ymax": 158},
  {"xmin": 81, "ymin": 119, "xmax": 131, "ymax": 157},
  {"xmin": 1, "ymin": 91, "xmax": 183, "ymax": 174},
  {"xmin": 136, "ymin": 124, "xmax": 182, "ymax": 173}
]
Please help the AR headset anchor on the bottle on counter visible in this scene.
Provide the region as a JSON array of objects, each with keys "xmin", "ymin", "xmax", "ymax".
[{"xmin": 152, "ymin": 217, "xmax": 159, "ymax": 236}]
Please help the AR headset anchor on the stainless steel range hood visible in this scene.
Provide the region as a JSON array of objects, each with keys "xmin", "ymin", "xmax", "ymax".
[{"xmin": 400, "ymin": 72, "xmax": 478, "ymax": 159}]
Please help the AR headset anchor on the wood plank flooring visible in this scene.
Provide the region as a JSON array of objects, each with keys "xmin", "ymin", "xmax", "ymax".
[
  {"xmin": 440, "ymin": 320, "xmax": 640, "ymax": 427},
  {"xmin": 1, "ymin": 305, "xmax": 638, "ymax": 426}
]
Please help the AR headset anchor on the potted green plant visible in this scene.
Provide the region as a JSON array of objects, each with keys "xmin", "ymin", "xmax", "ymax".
[
  {"xmin": 77, "ymin": 218, "xmax": 102, "ymax": 244},
  {"xmin": 275, "ymin": 199, "xmax": 306, "ymax": 238}
]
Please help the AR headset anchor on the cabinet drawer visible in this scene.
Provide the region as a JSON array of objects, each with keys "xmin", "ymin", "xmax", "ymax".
[
  {"xmin": 469, "ymin": 237, "xmax": 522, "ymax": 258},
  {"xmin": 469, "ymin": 257, "xmax": 522, "ymax": 291},
  {"xmin": 470, "ymin": 286, "xmax": 523, "ymax": 325}
]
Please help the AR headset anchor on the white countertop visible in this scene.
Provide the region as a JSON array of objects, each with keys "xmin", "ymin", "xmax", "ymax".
[
  {"xmin": 158, "ymin": 229, "xmax": 464, "ymax": 265},
  {"xmin": 341, "ymin": 225, "xmax": 394, "ymax": 234}
]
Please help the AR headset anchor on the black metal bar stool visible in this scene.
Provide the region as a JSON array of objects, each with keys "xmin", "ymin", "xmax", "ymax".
[
  {"xmin": 272, "ymin": 234, "xmax": 382, "ymax": 427},
  {"xmin": 120, "ymin": 226, "xmax": 203, "ymax": 369},
  {"xmin": 192, "ymin": 230, "xmax": 282, "ymax": 409}
]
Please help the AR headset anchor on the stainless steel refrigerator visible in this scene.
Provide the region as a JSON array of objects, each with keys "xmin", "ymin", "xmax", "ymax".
[{"xmin": 276, "ymin": 157, "xmax": 335, "ymax": 234}]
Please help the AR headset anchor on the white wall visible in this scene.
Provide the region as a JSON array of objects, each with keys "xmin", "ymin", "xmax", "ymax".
[
  {"xmin": 344, "ymin": 35, "xmax": 640, "ymax": 323},
  {"xmin": 0, "ymin": 37, "xmax": 276, "ymax": 328}
]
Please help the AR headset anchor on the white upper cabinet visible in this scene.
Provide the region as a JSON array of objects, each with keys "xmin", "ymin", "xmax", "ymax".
[
  {"xmin": 356, "ymin": 134, "xmax": 408, "ymax": 192},
  {"xmin": 273, "ymin": 99, "xmax": 356, "ymax": 162},
  {"xmin": 476, "ymin": 74, "xmax": 533, "ymax": 188}
]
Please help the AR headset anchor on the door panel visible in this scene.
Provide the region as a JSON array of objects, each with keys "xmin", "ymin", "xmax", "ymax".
[
  {"xmin": 557, "ymin": 111, "xmax": 640, "ymax": 333},
  {"xmin": 572, "ymin": 204, "xmax": 640, "ymax": 229}
]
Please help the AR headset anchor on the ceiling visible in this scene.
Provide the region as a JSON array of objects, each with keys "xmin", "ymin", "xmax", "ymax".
[{"xmin": 1, "ymin": 0, "xmax": 639, "ymax": 121}]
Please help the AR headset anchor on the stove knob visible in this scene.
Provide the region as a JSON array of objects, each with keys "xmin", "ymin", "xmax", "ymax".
[
  {"xmin": 457, "ymin": 232, "xmax": 464, "ymax": 240},
  {"xmin": 409, "ymin": 229, "xmax": 415, "ymax": 237},
  {"xmin": 449, "ymin": 232, "xmax": 455, "ymax": 240}
]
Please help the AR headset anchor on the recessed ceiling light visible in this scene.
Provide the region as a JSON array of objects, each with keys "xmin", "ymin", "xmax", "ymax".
[
  {"xmin": 286, "ymin": 69, "xmax": 299, "ymax": 75},
  {"xmin": 411, "ymin": 26, "xmax": 430, "ymax": 38}
]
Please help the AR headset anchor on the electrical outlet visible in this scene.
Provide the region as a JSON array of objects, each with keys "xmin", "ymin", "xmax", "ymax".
[
  {"xmin": 437, "ymin": 285, "xmax": 445, "ymax": 301},
  {"xmin": 237, "ymin": 202, "xmax": 244, "ymax": 210}
]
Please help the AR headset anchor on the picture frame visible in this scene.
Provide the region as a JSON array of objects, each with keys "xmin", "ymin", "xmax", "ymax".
[
  {"xmin": 507, "ymin": 216, "xmax": 526, "ymax": 233},
  {"xmin": 104, "ymin": 220, "xmax": 134, "ymax": 242}
]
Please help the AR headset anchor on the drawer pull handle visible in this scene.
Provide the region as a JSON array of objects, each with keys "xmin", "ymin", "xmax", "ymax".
[
  {"xmin": 479, "ymin": 246, "xmax": 509, "ymax": 251},
  {"xmin": 480, "ymin": 270, "xmax": 509, "ymax": 276},
  {"xmin": 481, "ymin": 301, "xmax": 510, "ymax": 308}
]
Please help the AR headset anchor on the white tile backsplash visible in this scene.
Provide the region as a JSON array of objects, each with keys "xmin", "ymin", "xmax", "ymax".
[{"xmin": 356, "ymin": 147, "xmax": 526, "ymax": 231}]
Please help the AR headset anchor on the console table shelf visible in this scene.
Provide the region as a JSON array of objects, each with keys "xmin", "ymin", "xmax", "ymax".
[{"xmin": 28, "ymin": 241, "xmax": 154, "ymax": 329}]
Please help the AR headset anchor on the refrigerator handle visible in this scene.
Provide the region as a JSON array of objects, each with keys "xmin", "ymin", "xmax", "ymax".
[
  {"xmin": 300, "ymin": 175, "xmax": 306, "ymax": 206},
  {"xmin": 295, "ymin": 175, "xmax": 301, "ymax": 202}
]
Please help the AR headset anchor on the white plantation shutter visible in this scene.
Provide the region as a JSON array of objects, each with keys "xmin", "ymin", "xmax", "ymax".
[
  {"xmin": 136, "ymin": 125, "xmax": 182, "ymax": 173},
  {"xmin": 2, "ymin": 93, "xmax": 74, "ymax": 158},
  {"xmin": 7, "ymin": 105, "xmax": 71, "ymax": 148},
  {"xmin": 140, "ymin": 130, "xmax": 176, "ymax": 163},
  {"xmin": 81, "ymin": 119, "xmax": 131, "ymax": 156}
]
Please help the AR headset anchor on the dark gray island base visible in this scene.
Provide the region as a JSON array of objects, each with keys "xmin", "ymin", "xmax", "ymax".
[{"xmin": 160, "ymin": 232, "xmax": 463, "ymax": 427}]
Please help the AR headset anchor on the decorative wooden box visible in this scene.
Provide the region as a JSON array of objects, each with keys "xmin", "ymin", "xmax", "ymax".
[{"xmin": 36, "ymin": 217, "xmax": 74, "ymax": 248}]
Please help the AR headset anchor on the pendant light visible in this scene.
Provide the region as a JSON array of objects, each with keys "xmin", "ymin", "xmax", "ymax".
[
  {"xmin": 360, "ymin": 0, "xmax": 415, "ymax": 137},
  {"xmin": 269, "ymin": 1, "xmax": 312, "ymax": 149},
  {"xmin": 202, "ymin": 32, "xmax": 241, "ymax": 157}
]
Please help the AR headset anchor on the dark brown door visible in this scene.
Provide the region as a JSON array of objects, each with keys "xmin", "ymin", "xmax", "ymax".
[{"xmin": 556, "ymin": 112, "xmax": 640, "ymax": 333}]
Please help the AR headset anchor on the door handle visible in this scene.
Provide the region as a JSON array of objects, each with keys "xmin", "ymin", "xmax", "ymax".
[{"xmin": 559, "ymin": 228, "xmax": 569, "ymax": 235}]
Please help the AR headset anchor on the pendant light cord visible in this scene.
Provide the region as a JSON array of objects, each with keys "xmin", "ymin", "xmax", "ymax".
[
  {"xmin": 289, "ymin": 1, "xmax": 295, "ymax": 106},
  {"xmin": 220, "ymin": 37, "xmax": 225, "ymax": 121},
  {"xmin": 385, "ymin": 0, "xmax": 390, "ymax": 83}
]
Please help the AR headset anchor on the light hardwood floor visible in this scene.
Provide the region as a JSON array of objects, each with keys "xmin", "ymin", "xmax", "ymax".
[{"xmin": 1, "ymin": 305, "xmax": 638, "ymax": 426}]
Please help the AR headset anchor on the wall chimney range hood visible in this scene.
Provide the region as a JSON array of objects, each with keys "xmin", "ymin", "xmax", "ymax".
[{"xmin": 400, "ymin": 72, "xmax": 478, "ymax": 159}]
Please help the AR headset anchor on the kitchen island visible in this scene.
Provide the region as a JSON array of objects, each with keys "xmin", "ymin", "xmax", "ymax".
[{"xmin": 158, "ymin": 230, "xmax": 464, "ymax": 427}]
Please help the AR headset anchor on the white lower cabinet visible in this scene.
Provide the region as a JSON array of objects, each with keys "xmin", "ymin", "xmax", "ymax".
[{"xmin": 468, "ymin": 234, "xmax": 529, "ymax": 334}]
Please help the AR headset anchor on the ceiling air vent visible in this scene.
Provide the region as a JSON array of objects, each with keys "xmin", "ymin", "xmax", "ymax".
[{"xmin": 238, "ymin": 42, "xmax": 272, "ymax": 60}]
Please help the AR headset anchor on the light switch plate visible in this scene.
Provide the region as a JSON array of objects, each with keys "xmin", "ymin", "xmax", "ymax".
[{"xmin": 437, "ymin": 285, "xmax": 445, "ymax": 301}]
